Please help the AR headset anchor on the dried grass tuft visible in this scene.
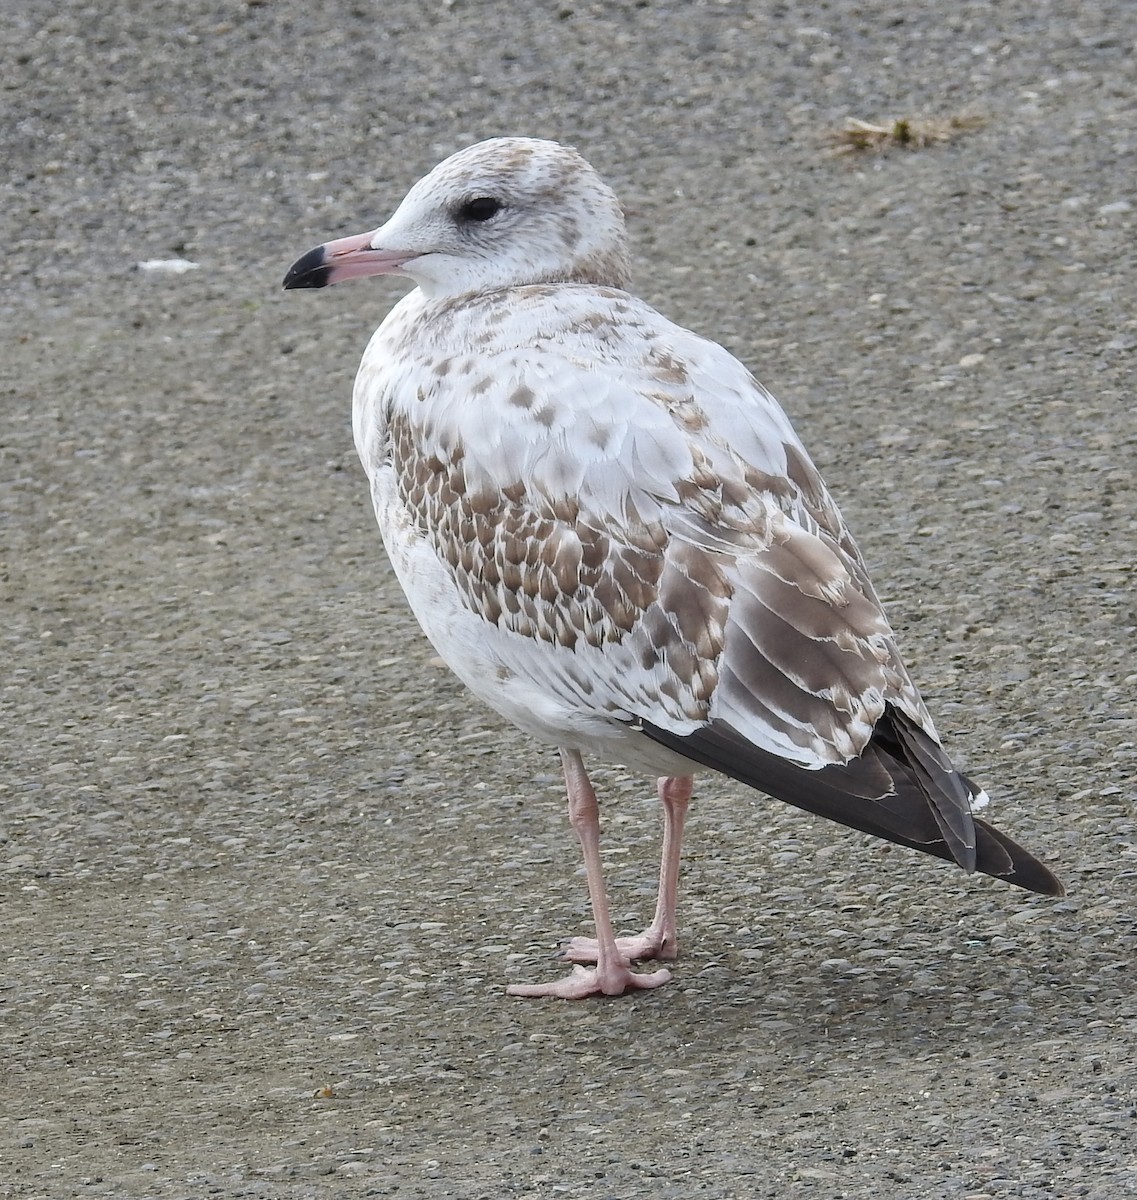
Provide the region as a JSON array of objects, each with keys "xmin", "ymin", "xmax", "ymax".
[{"xmin": 828, "ymin": 115, "xmax": 985, "ymax": 155}]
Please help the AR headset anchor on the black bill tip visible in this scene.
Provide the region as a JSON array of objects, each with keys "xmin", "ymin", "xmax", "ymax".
[{"xmin": 282, "ymin": 245, "xmax": 331, "ymax": 290}]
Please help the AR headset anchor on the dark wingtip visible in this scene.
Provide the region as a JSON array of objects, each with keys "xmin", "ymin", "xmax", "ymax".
[
  {"xmin": 282, "ymin": 245, "xmax": 331, "ymax": 290},
  {"xmin": 973, "ymin": 818, "xmax": 1066, "ymax": 896},
  {"xmin": 641, "ymin": 716, "xmax": 1066, "ymax": 897}
]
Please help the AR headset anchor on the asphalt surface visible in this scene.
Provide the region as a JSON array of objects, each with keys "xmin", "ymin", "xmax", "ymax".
[{"xmin": 2, "ymin": 1, "xmax": 1135, "ymax": 1196}]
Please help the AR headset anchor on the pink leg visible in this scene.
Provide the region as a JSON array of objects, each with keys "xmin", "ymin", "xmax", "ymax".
[
  {"xmin": 507, "ymin": 751, "xmax": 673, "ymax": 999},
  {"xmin": 561, "ymin": 774, "xmax": 692, "ymax": 965}
]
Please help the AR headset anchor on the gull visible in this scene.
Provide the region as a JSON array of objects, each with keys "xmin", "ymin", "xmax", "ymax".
[{"xmin": 284, "ymin": 137, "xmax": 1062, "ymax": 999}]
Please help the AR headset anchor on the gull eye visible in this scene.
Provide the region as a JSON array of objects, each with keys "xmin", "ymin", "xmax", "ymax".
[{"xmin": 456, "ymin": 196, "xmax": 503, "ymax": 223}]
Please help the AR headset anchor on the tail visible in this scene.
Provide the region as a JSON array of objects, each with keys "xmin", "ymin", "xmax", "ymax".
[{"xmin": 643, "ymin": 705, "xmax": 1063, "ymax": 897}]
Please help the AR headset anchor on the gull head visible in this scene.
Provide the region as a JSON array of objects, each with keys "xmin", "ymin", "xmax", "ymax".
[{"xmin": 283, "ymin": 137, "xmax": 631, "ymax": 300}]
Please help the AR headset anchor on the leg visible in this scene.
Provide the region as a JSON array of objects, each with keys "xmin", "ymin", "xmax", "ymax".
[
  {"xmin": 639, "ymin": 774, "xmax": 693, "ymax": 958},
  {"xmin": 561, "ymin": 774, "xmax": 692, "ymax": 964},
  {"xmin": 507, "ymin": 750, "xmax": 673, "ymax": 999}
]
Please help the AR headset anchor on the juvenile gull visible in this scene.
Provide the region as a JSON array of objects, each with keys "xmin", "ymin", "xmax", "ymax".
[{"xmin": 284, "ymin": 137, "xmax": 1062, "ymax": 999}]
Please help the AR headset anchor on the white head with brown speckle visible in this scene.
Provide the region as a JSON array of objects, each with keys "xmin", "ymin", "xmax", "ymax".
[{"xmin": 283, "ymin": 137, "xmax": 632, "ymax": 300}]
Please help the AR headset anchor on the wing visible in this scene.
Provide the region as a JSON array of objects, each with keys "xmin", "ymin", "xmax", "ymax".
[
  {"xmin": 361, "ymin": 285, "xmax": 1061, "ymax": 894},
  {"xmin": 369, "ymin": 286, "xmax": 927, "ymax": 750}
]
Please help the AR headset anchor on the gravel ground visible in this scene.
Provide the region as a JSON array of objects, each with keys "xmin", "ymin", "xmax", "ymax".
[{"xmin": 2, "ymin": 1, "xmax": 1135, "ymax": 1197}]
